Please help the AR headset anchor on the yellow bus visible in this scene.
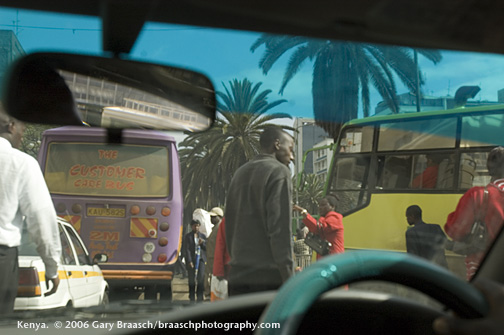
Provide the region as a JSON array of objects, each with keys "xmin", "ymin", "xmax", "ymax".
[{"xmin": 327, "ymin": 104, "xmax": 504, "ymax": 276}]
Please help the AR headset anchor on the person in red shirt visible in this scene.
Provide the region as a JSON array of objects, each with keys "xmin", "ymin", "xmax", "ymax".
[
  {"xmin": 412, "ymin": 154, "xmax": 443, "ymax": 189},
  {"xmin": 213, "ymin": 218, "xmax": 230, "ymax": 280},
  {"xmin": 293, "ymin": 195, "xmax": 344, "ymax": 259},
  {"xmin": 445, "ymin": 147, "xmax": 504, "ymax": 280}
]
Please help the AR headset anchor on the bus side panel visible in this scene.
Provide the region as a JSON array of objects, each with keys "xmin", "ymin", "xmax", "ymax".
[{"xmin": 343, "ymin": 192, "xmax": 466, "ymax": 278}]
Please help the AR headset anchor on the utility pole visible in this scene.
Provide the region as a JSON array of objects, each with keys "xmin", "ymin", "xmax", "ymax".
[{"xmin": 414, "ymin": 49, "xmax": 421, "ymax": 112}]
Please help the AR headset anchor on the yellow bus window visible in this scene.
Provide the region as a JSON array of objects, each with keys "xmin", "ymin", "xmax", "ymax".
[
  {"xmin": 339, "ymin": 126, "xmax": 374, "ymax": 153},
  {"xmin": 461, "ymin": 114, "xmax": 504, "ymax": 147},
  {"xmin": 378, "ymin": 118, "xmax": 456, "ymax": 151}
]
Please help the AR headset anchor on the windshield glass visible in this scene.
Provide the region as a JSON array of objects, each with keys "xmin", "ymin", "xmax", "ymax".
[
  {"xmin": 45, "ymin": 142, "xmax": 170, "ymax": 197},
  {"xmin": 2, "ymin": 4, "xmax": 504, "ymax": 332}
]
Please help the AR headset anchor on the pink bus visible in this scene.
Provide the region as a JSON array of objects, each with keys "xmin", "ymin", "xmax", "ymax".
[{"xmin": 37, "ymin": 126, "xmax": 183, "ymax": 300}]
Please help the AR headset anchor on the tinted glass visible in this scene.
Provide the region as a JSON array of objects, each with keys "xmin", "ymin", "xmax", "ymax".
[{"xmin": 45, "ymin": 143, "xmax": 170, "ymax": 197}]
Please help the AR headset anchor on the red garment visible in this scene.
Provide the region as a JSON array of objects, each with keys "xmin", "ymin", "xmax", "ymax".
[
  {"xmin": 412, "ymin": 165, "xmax": 439, "ymax": 189},
  {"xmin": 302, "ymin": 211, "xmax": 344, "ymax": 259},
  {"xmin": 212, "ymin": 218, "xmax": 230, "ymax": 278},
  {"xmin": 445, "ymin": 179, "xmax": 504, "ymax": 280}
]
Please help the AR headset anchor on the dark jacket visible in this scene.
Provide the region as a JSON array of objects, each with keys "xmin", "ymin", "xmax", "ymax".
[
  {"xmin": 225, "ymin": 154, "xmax": 294, "ymax": 282},
  {"xmin": 406, "ymin": 222, "xmax": 448, "ymax": 267},
  {"xmin": 183, "ymin": 231, "xmax": 207, "ymax": 268}
]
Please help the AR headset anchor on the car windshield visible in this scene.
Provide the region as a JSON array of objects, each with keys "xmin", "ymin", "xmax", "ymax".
[{"xmin": 2, "ymin": 4, "xmax": 504, "ymax": 333}]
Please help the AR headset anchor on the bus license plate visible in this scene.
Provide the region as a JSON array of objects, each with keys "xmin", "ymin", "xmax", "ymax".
[{"xmin": 87, "ymin": 207, "xmax": 126, "ymax": 218}]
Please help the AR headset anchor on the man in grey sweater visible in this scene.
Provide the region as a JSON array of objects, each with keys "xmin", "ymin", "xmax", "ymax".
[{"xmin": 225, "ymin": 126, "xmax": 294, "ymax": 296}]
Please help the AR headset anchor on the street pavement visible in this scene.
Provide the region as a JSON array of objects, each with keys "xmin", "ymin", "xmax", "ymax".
[{"xmin": 172, "ymin": 275, "xmax": 190, "ymax": 301}]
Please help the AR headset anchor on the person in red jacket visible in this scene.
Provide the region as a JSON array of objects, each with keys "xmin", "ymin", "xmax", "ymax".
[
  {"xmin": 293, "ymin": 195, "xmax": 344, "ymax": 259},
  {"xmin": 445, "ymin": 146, "xmax": 504, "ymax": 280},
  {"xmin": 411, "ymin": 154, "xmax": 443, "ymax": 189},
  {"xmin": 213, "ymin": 218, "xmax": 230, "ymax": 280}
]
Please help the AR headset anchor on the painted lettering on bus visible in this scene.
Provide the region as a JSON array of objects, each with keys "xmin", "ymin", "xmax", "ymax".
[
  {"xmin": 73, "ymin": 179, "xmax": 136, "ymax": 191},
  {"xmin": 74, "ymin": 179, "xmax": 103, "ymax": 189},
  {"xmin": 69, "ymin": 164, "xmax": 146, "ymax": 179},
  {"xmin": 90, "ymin": 231, "xmax": 120, "ymax": 242},
  {"xmin": 98, "ymin": 150, "xmax": 118, "ymax": 160},
  {"xmin": 105, "ymin": 180, "xmax": 134, "ymax": 191}
]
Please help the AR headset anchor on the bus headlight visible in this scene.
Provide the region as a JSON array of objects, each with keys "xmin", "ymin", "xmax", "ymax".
[
  {"xmin": 144, "ymin": 242, "xmax": 155, "ymax": 253},
  {"xmin": 72, "ymin": 203, "xmax": 82, "ymax": 214},
  {"xmin": 159, "ymin": 237, "xmax": 168, "ymax": 246},
  {"xmin": 157, "ymin": 254, "xmax": 167, "ymax": 263},
  {"xmin": 130, "ymin": 205, "xmax": 140, "ymax": 215},
  {"xmin": 160, "ymin": 222, "xmax": 169, "ymax": 231},
  {"xmin": 146, "ymin": 206, "xmax": 156, "ymax": 216},
  {"xmin": 161, "ymin": 207, "xmax": 171, "ymax": 216},
  {"xmin": 148, "ymin": 229, "xmax": 157, "ymax": 237},
  {"xmin": 56, "ymin": 203, "xmax": 66, "ymax": 213},
  {"xmin": 142, "ymin": 253, "xmax": 152, "ymax": 263}
]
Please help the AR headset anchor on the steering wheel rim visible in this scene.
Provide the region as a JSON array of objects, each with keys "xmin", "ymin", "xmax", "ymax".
[{"xmin": 255, "ymin": 251, "xmax": 488, "ymax": 335}]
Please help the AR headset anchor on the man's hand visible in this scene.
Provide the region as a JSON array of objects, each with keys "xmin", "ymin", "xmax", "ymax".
[
  {"xmin": 433, "ymin": 278, "xmax": 504, "ymax": 335},
  {"xmin": 44, "ymin": 276, "xmax": 60, "ymax": 297}
]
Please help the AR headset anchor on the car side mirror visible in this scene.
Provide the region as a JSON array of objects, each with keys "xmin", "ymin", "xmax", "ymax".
[{"xmin": 93, "ymin": 253, "xmax": 109, "ymax": 264}]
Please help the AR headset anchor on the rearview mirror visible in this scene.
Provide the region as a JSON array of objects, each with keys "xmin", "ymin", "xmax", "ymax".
[{"xmin": 2, "ymin": 53, "xmax": 216, "ymax": 132}]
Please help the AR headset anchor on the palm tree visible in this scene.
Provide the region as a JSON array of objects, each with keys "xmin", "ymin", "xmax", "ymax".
[
  {"xmin": 296, "ymin": 173, "xmax": 325, "ymax": 214},
  {"xmin": 251, "ymin": 35, "xmax": 442, "ymax": 138},
  {"xmin": 20, "ymin": 123, "xmax": 53, "ymax": 158},
  {"xmin": 179, "ymin": 78, "xmax": 293, "ymax": 213}
]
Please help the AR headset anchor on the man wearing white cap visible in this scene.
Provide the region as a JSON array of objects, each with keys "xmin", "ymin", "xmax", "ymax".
[{"xmin": 204, "ymin": 207, "xmax": 224, "ymax": 299}]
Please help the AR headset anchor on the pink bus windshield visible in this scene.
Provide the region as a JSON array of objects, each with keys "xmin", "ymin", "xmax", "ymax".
[{"xmin": 44, "ymin": 142, "xmax": 170, "ymax": 198}]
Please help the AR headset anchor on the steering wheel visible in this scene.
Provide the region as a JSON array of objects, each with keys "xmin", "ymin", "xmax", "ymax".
[{"xmin": 256, "ymin": 251, "xmax": 488, "ymax": 335}]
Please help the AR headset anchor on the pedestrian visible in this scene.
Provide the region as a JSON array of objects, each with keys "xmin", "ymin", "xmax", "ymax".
[
  {"xmin": 411, "ymin": 154, "xmax": 444, "ymax": 189},
  {"xmin": 405, "ymin": 205, "xmax": 448, "ymax": 267},
  {"xmin": 225, "ymin": 126, "xmax": 294, "ymax": 296},
  {"xmin": 204, "ymin": 207, "xmax": 224, "ymax": 299},
  {"xmin": 213, "ymin": 218, "xmax": 230, "ymax": 280},
  {"xmin": 0, "ymin": 107, "xmax": 62, "ymax": 313},
  {"xmin": 183, "ymin": 219, "xmax": 207, "ymax": 302},
  {"xmin": 293, "ymin": 195, "xmax": 344, "ymax": 259},
  {"xmin": 293, "ymin": 227, "xmax": 311, "ymax": 270},
  {"xmin": 445, "ymin": 147, "xmax": 504, "ymax": 280}
]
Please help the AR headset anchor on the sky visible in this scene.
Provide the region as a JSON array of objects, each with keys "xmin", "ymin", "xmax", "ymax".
[{"xmin": 2, "ymin": 6, "xmax": 504, "ymax": 138}]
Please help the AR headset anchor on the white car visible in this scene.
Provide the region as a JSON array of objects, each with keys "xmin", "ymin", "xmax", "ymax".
[{"xmin": 15, "ymin": 218, "xmax": 109, "ymax": 310}]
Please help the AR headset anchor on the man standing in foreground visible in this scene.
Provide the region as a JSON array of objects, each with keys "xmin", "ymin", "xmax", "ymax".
[
  {"xmin": 0, "ymin": 108, "xmax": 61, "ymax": 313},
  {"xmin": 405, "ymin": 205, "xmax": 448, "ymax": 268},
  {"xmin": 225, "ymin": 126, "xmax": 295, "ymax": 296}
]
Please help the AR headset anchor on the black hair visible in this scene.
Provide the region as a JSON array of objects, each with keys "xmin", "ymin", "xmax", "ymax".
[
  {"xmin": 259, "ymin": 126, "xmax": 288, "ymax": 150},
  {"xmin": 406, "ymin": 205, "xmax": 422, "ymax": 220},
  {"xmin": 426, "ymin": 154, "xmax": 444, "ymax": 164},
  {"xmin": 487, "ymin": 146, "xmax": 504, "ymax": 178},
  {"xmin": 190, "ymin": 219, "xmax": 201, "ymax": 226},
  {"xmin": 323, "ymin": 195, "xmax": 339, "ymax": 208}
]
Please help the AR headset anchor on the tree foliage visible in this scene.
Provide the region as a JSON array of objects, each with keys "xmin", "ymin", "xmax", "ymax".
[
  {"xmin": 179, "ymin": 78, "xmax": 293, "ymax": 215},
  {"xmin": 251, "ymin": 35, "xmax": 442, "ymax": 138},
  {"xmin": 20, "ymin": 123, "xmax": 53, "ymax": 158},
  {"xmin": 295, "ymin": 173, "xmax": 325, "ymax": 214}
]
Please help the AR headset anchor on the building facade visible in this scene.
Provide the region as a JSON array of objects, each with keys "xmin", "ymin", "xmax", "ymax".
[
  {"xmin": 312, "ymin": 138, "xmax": 334, "ymax": 181},
  {"xmin": 293, "ymin": 117, "xmax": 328, "ymax": 176},
  {"xmin": 0, "ymin": 30, "xmax": 25, "ymax": 92}
]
